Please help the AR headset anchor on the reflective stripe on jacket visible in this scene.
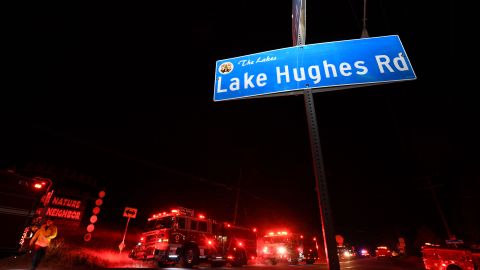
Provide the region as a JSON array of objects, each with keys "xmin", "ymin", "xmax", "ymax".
[{"xmin": 30, "ymin": 224, "xmax": 57, "ymax": 247}]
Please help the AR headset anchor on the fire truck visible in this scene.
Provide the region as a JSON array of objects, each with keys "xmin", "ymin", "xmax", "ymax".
[
  {"xmin": 422, "ymin": 243, "xmax": 480, "ymax": 270},
  {"xmin": 129, "ymin": 207, "xmax": 257, "ymax": 268},
  {"xmin": 257, "ymin": 231, "xmax": 305, "ymax": 265},
  {"xmin": 374, "ymin": 246, "xmax": 392, "ymax": 258},
  {"xmin": 0, "ymin": 170, "xmax": 43, "ymax": 256},
  {"xmin": 302, "ymin": 236, "xmax": 319, "ymax": 264}
]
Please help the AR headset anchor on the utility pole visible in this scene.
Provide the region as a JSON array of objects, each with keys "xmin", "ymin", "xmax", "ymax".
[
  {"xmin": 361, "ymin": 0, "xmax": 369, "ymax": 38},
  {"xmin": 233, "ymin": 169, "xmax": 242, "ymax": 225},
  {"xmin": 425, "ymin": 176, "xmax": 453, "ymax": 239}
]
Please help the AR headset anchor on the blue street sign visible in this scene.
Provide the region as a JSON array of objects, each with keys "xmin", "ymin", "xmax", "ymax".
[{"xmin": 214, "ymin": 35, "xmax": 416, "ymax": 102}]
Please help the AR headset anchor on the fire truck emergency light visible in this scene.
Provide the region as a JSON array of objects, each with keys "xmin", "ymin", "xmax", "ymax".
[{"xmin": 33, "ymin": 183, "xmax": 43, "ymax": 189}]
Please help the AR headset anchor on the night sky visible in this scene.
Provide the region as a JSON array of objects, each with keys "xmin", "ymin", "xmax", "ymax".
[{"xmin": 2, "ymin": 1, "xmax": 478, "ymax": 251}]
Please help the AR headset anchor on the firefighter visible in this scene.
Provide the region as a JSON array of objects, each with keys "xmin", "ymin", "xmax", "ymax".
[{"xmin": 29, "ymin": 218, "xmax": 58, "ymax": 270}]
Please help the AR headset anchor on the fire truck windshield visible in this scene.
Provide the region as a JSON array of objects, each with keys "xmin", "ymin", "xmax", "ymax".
[
  {"xmin": 145, "ymin": 216, "xmax": 175, "ymax": 231},
  {"xmin": 265, "ymin": 236, "xmax": 290, "ymax": 244}
]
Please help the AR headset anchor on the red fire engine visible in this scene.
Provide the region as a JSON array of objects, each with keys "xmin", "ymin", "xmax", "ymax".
[
  {"xmin": 375, "ymin": 246, "xmax": 392, "ymax": 258},
  {"xmin": 129, "ymin": 207, "xmax": 257, "ymax": 268},
  {"xmin": 257, "ymin": 231, "xmax": 305, "ymax": 265},
  {"xmin": 422, "ymin": 243, "xmax": 480, "ymax": 270}
]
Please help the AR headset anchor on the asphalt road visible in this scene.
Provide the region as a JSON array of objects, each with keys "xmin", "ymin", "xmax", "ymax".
[{"xmin": 1, "ymin": 257, "xmax": 425, "ymax": 270}]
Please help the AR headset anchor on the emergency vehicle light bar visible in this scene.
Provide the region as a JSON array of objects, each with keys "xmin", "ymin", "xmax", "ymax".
[
  {"xmin": 149, "ymin": 207, "xmax": 196, "ymax": 220},
  {"xmin": 266, "ymin": 231, "xmax": 288, "ymax": 237}
]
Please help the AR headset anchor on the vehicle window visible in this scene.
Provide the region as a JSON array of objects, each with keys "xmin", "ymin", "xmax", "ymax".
[
  {"xmin": 198, "ymin": 221, "xmax": 207, "ymax": 232},
  {"xmin": 177, "ymin": 217, "xmax": 186, "ymax": 229},
  {"xmin": 190, "ymin": 220, "xmax": 198, "ymax": 231},
  {"xmin": 145, "ymin": 217, "xmax": 173, "ymax": 230}
]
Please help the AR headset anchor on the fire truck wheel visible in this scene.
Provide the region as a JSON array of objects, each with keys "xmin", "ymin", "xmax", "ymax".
[
  {"xmin": 157, "ymin": 261, "xmax": 167, "ymax": 268},
  {"xmin": 211, "ymin": 261, "xmax": 226, "ymax": 267},
  {"xmin": 446, "ymin": 266, "xmax": 462, "ymax": 270},
  {"xmin": 231, "ymin": 249, "xmax": 247, "ymax": 267},
  {"xmin": 180, "ymin": 245, "xmax": 199, "ymax": 268}
]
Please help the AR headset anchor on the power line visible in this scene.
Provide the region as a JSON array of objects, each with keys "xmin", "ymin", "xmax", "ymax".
[{"xmin": 31, "ymin": 124, "xmax": 262, "ymax": 200}]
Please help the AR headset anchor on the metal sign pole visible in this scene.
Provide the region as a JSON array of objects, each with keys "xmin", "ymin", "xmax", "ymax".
[
  {"xmin": 303, "ymin": 89, "xmax": 340, "ymax": 270},
  {"xmin": 293, "ymin": 0, "xmax": 340, "ymax": 269},
  {"xmin": 119, "ymin": 216, "xmax": 131, "ymax": 254}
]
